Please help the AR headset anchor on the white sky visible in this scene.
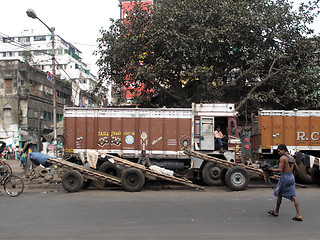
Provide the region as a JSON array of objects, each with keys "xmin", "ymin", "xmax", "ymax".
[{"xmin": 1, "ymin": 0, "xmax": 319, "ymax": 76}]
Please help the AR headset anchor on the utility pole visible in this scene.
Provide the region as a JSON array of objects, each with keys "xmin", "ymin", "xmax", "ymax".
[{"xmin": 27, "ymin": 9, "xmax": 57, "ymax": 157}]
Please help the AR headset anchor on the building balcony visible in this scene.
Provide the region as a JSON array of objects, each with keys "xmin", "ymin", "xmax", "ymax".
[{"xmin": 28, "ymin": 89, "xmax": 66, "ymax": 105}]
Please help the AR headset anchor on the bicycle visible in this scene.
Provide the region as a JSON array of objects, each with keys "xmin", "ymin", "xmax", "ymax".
[{"xmin": 0, "ymin": 160, "xmax": 24, "ymax": 197}]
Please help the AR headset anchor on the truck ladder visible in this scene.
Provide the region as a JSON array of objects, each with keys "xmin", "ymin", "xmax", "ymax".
[
  {"xmin": 46, "ymin": 158, "xmax": 122, "ymax": 186},
  {"xmin": 104, "ymin": 154, "xmax": 205, "ymax": 190}
]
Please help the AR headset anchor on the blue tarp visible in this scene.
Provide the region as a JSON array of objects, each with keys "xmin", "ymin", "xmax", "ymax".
[{"xmin": 29, "ymin": 152, "xmax": 53, "ymax": 167}]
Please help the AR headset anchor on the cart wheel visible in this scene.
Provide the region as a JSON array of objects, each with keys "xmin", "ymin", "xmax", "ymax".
[
  {"xmin": 99, "ymin": 161, "xmax": 121, "ymax": 177},
  {"xmin": 202, "ymin": 162, "xmax": 222, "ymax": 186},
  {"xmin": 225, "ymin": 166, "xmax": 250, "ymax": 191},
  {"xmin": 62, "ymin": 170, "xmax": 83, "ymax": 192},
  {"xmin": 82, "ymin": 179, "xmax": 92, "ymax": 189},
  {"xmin": 121, "ymin": 168, "xmax": 145, "ymax": 192},
  {"xmin": 4, "ymin": 175, "xmax": 24, "ymax": 197}
]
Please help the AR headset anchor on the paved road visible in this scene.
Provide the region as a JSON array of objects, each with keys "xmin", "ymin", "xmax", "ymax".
[{"xmin": 0, "ymin": 184, "xmax": 319, "ymax": 240}]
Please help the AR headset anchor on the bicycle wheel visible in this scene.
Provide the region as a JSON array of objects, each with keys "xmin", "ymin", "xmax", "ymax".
[
  {"xmin": 4, "ymin": 175, "xmax": 24, "ymax": 197},
  {"xmin": 3, "ymin": 162, "xmax": 12, "ymax": 175}
]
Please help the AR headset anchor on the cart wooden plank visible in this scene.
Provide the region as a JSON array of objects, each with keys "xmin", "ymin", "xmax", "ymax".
[
  {"xmin": 104, "ymin": 154, "xmax": 205, "ymax": 190},
  {"xmin": 183, "ymin": 149, "xmax": 283, "ymax": 181},
  {"xmin": 46, "ymin": 158, "xmax": 122, "ymax": 186}
]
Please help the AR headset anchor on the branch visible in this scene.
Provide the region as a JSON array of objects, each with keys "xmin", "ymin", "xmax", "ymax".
[{"xmin": 236, "ymin": 55, "xmax": 282, "ymax": 111}]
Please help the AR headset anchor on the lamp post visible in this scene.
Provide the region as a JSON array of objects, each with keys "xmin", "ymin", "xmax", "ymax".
[{"xmin": 26, "ymin": 9, "xmax": 57, "ymax": 157}]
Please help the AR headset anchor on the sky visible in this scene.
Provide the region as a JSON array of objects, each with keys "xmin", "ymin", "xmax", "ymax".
[{"xmin": 1, "ymin": 0, "xmax": 319, "ymax": 76}]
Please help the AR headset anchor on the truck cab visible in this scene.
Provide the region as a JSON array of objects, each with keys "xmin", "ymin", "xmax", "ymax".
[
  {"xmin": 188, "ymin": 104, "xmax": 242, "ymax": 185},
  {"xmin": 191, "ymin": 103, "xmax": 242, "ymax": 169}
]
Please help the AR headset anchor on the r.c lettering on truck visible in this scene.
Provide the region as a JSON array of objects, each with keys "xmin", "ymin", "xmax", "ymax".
[{"xmin": 296, "ymin": 132, "xmax": 320, "ymax": 141}]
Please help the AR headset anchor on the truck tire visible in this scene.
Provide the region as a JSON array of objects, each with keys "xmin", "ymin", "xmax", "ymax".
[
  {"xmin": 121, "ymin": 168, "xmax": 145, "ymax": 192},
  {"xmin": 62, "ymin": 170, "xmax": 83, "ymax": 192},
  {"xmin": 202, "ymin": 162, "xmax": 223, "ymax": 186},
  {"xmin": 311, "ymin": 167, "xmax": 320, "ymax": 185},
  {"xmin": 220, "ymin": 169, "xmax": 228, "ymax": 186},
  {"xmin": 99, "ymin": 162, "xmax": 121, "ymax": 177},
  {"xmin": 225, "ymin": 166, "xmax": 250, "ymax": 191},
  {"xmin": 296, "ymin": 162, "xmax": 313, "ymax": 184}
]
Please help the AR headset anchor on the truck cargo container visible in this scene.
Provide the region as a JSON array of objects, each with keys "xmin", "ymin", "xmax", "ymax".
[
  {"xmin": 63, "ymin": 103, "xmax": 242, "ymax": 186},
  {"xmin": 251, "ymin": 109, "xmax": 320, "ymax": 183}
]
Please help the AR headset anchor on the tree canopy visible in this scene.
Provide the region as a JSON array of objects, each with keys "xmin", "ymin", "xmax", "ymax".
[{"xmin": 97, "ymin": 0, "xmax": 320, "ymax": 122}]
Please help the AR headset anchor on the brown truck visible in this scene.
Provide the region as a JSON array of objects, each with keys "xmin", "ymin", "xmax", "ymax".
[{"xmin": 63, "ymin": 103, "xmax": 243, "ymax": 187}]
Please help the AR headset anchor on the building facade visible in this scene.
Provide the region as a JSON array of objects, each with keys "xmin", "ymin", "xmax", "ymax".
[
  {"xmin": 0, "ymin": 30, "xmax": 97, "ymax": 107},
  {"xmin": 0, "ymin": 59, "xmax": 72, "ymax": 149}
]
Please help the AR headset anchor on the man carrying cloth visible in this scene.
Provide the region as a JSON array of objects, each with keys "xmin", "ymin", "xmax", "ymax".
[{"xmin": 267, "ymin": 144, "xmax": 303, "ymax": 221}]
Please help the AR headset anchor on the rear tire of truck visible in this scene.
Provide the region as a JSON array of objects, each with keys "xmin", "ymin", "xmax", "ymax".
[
  {"xmin": 296, "ymin": 162, "xmax": 313, "ymax": 184},
  {"xmin": 121, "ymin": 168, "xmax": 145, "ymax": 192},
  {"xmin": 225, "ymin": 166, "xmax": 249, "ymax": 191},
  {"xmin": 311, "ymin": 167, "xmax": 320, "ymax": 185},
  {"xmin": 202, "ymin": 162, "xmax": 222, "ymax": 186},
  {"xmin": 220, "ymin": 169, "xmax": 228, "ymax": 186},
  {"xmin": 62, "ymin": 170, "xmax": 83, "ymax": 192}
]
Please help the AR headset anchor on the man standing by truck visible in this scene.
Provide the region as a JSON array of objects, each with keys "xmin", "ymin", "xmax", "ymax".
[{"xmin": 267, "ymin": 144, "xmax": 303, "ymax": 221}]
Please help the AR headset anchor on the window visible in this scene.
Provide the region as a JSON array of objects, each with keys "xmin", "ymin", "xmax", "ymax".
[
  {"xmin": 2, "ymin": 37, "xmax": 14, "ymax": 43},
  {"xmin": 18, "ymin": 37, "xmax": 30, "ymax": 42},
  {"xmin": 34, "ymin": 36, "xmax": 46, "ymax": 41},
  {"xmin": 5, "ymin": 79, "xmax": 13, "ymax": 94},
  {"xmin": 34, "ymin": 51, "xmax": 44, "ymax": 56},
  {"xmin": 3, "ymin": 107, "xmax": 13, "ymax": 126},
  {"xmin": 230, "ymin": 120, "xmax": 236, "ymax": 136},
  {"xmin": 44, "ymin": 111, "xmax": 53, "ymax": 121}
]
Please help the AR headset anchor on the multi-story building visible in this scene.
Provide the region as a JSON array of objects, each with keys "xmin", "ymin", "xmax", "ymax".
[
  {"xmin": 0, "ymin": 30, "xmax": 97, "ymax": 106},
  {"xmin": 0, "ymin": 59, "xmax": 72, "ymax": 149}
]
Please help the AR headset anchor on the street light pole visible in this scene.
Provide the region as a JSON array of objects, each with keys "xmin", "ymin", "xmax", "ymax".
[{"xmin": 27, "ymin": 9, "xmax": 57, "ymax": 157}]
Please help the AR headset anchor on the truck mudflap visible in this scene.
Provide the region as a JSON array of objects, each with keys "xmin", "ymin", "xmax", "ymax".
[{"xmin": 104, "ymin": 154, "xmax": 205, "ymax": 190}]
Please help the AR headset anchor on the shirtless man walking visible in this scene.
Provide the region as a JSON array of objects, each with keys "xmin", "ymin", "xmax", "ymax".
[{"xmin": 267, "ymin": 144, "xmax": 303, "ymax": 221}]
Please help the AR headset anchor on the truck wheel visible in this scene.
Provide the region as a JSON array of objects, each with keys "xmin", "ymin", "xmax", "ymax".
[
  {"xmin": 296, "ymin": 162, "xmax": 313, "ymax": 184},
  {"xmin": 202, "ymin": 162, "xmax": 222, "ymax": 186},
  {"xmin": 225, "ymin": 166, "xmax": 250, "ymax": 191},
  {"xmin": 220, "ymin": 169, "xmax": 228, "ymax": 186},
  {"xmin": 311, "ymin": 167, "xmax": 320, "ymax": 185},
  {"xmin": 121, "ymin": 168, "xmax": 145, "ymax": 192},
  {"xmin": 99, "ymin": 162, "xmax": 121, "ymax": 177},
  {"xmin": 62, "ymin": 170, "xmax": 83, "ymax": 192}
]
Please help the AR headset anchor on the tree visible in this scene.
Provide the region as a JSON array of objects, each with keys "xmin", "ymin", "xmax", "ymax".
[
  {"xmin": 97, "ymin": 0, "xmax": 320, "ymax": 119},
  {"xmin": 22, "ymin": 50, "xmax": 34, "ymax": 64}
]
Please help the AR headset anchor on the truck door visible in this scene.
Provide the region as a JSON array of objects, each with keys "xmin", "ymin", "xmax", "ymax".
[{"xmin": 200, "ymin": 118, "xmax": 215, "ymax": 150}]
